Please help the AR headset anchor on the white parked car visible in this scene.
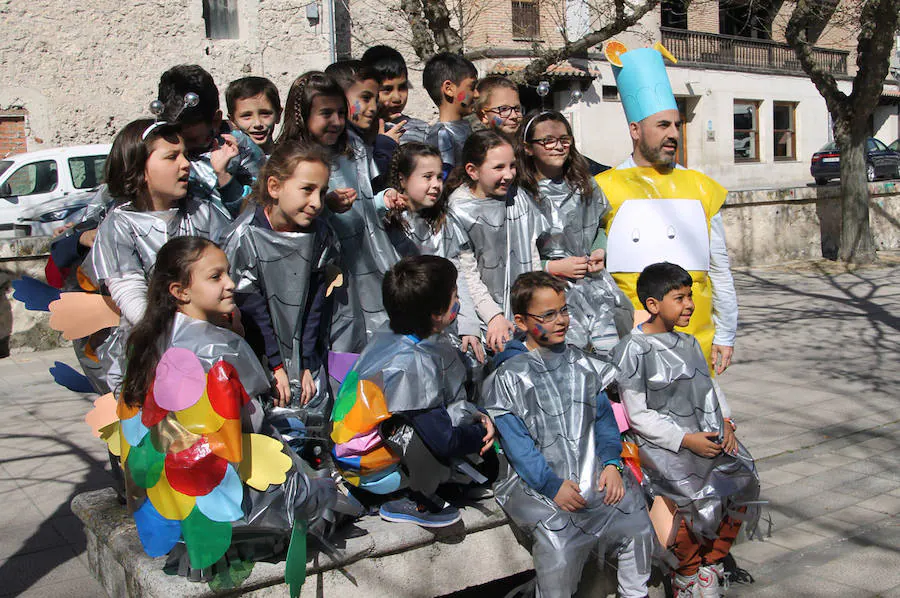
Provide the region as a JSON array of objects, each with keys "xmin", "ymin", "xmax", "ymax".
[{"xmin": 0, "ymin": 144, "xmax": 111, "ymax": 237}]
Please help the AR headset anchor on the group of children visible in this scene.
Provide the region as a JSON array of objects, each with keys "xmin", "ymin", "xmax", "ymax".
[{"xmin": 51, "ymin": 44, "xmax": 759, "ymax": 598}]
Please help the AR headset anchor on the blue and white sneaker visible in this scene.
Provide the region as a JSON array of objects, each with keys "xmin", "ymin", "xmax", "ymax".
[{"xmin": 378, "ymin": 498, "xmax": 462, "ymax": 528}]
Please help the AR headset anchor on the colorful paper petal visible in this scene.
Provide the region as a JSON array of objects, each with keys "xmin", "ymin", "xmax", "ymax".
[
  {"xmin": 331, "ymin": 370, "xmax": 358, "ymax": 423},
  {"xmin": 48, "ymin": 293, "xmax": 120, "ymax": 340},
  {"xmin": 141, "ymin": 381, "xmax": 169, "ymax": 427},
  {"xmin": 147, "ymin": 469, "xmax": 196, "ymax": 520},
  {"xmin": 120, "ymin": 412, "xmax": 150, "ymax": 447},
  {"xmin": 180, "ymin": 506, "xmax": 232, "ymax": 570},
  {"xmin": 195, "ymin": 465, "xmax": 243, "ymax": 522},
  {"xmin": 333, "ymin": 379, "xmax": 390, "ymax": 444},
  {"xmin": 165, "ymin": 438, "xmax": 228, "ymax": 497},
  {"xmin": 328, "ymin": 352, "xmax": 359, "ymax": 385},
  {"xmin": 238, "ymin": 433, "xmax": 292, "ymax": 491},
  {"xmin": 174, "ymin": 391, "xmax": 225, "ymax": 435},
  {"xmin": 153, "ymin": 348, "xmax": 206, "ymax": 411},
  {"xmin": 126, "ymin": 435, "xmax": 166, "ymax": 489},
  {"xmin": 50, "ymin": 361, "xmax": 94, "ymax": 393},
  {"xmin": 99, "ymin": 422, "xmax": 122, "ymax": 457},
  {"xmin": 117, "ymin": 395, "xmax": 140, "ymax": 421},
  {"xmin": 207, "ymin": 418, "xmax": 243, "ymax": 463},
  {"xmin": 86, "ymin": 393, "xmax": 119, "ymax": 438},
  {"xmin": 133, "ymin": 499, "xmax": 183, "ymax": 557},
  {"xmin": 285, "ymin": 519, "xmax": 308, "ymax": 597},
  {"xmin": 150, "ymin": 414, "xmax": 202, "ymax": 455},
  {"xmin": 206, "ymin": 361, "xmax": 249, "ymax": 419},
  {"xmin": 11, "ymin": 276, "xmax": 60, "ymax": 312}
]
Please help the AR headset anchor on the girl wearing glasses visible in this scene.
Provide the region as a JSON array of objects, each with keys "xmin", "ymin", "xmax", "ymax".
[{"xmin": 517, "ymin": 110, "xmax": 633, "ymax": 356}]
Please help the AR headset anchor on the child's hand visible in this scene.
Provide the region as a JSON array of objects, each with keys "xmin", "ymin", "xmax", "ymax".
[
  {"xmin": 383, "ymin": 188, "xmax": 408, "ymax": 211},
  {"xmin": 681, "ymin": 431, "xmax": 723, "ymax": 458},
  {"xmin": 460, "ymin": 335, "xmax": 485, "ymax": 363},
  {"xmin": 711, "ymin": 344, "xmax": 734, "ymax": 375},
  {"xmin": 554, "ymin": 480, "xmax": 587, "ymax": 512},
  {"xmin": 475, "ymin": 411, "xmax": 495, "ymax": 455},
  {"xmin": 210, "ymin": 133, "xmax": 240, "ymax": 175},
  {"xmin": 598, "ymin": 465, "xmax": 625, "ymax": 505},
  {"xmin": 300, "ymin": 369, "xmax": 317, "ymax": 406},
  {"xmin": 549, "ymin": 256, "xmax": 589, "ymax": 280},
  {"xmin": 587, "ymin": 248, "xmax": 606, "ymax": 273},
  {"xmin": 326, "ymin": 187, "xmax": 357, "ymax": 213},
  {"xmin": 53, "ymin": 222, "xmax": 75, "ymax": 238},
  {"xmin": 380, "ymin": 118, "xmax": 408, "ymax": 144},
  {"xmin": 79, "ymin": 228, "xmax": 98, "ymax": 248},
  {"xmin": 272, "ymin": 367, "xmax": 291, "ymax": 407},
  {"xmin": 721, "ymin": 424, "xmax": 739, "ymax": 456},
  {"xmin": 486, "ymin": 314, "xmax": 514, "ymax": 353}
]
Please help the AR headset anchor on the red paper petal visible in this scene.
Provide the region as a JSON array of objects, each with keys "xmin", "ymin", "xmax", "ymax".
[
  {"xmin": 206, "ymin": 361, "xmax": 250, "ymax": 420},
  {"xmin": 141, "ymin": 380, "xmax": 169, "ymax": 427},
  {"xmin": 164, "ymin": 438, "xmax": 228, "ymax": 497}
]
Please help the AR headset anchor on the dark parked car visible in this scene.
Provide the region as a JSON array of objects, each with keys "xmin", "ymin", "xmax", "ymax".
[
  {"xmin": 889, "ymin": 139, "xmax": 898, "ymax": 152},
  {"xmin": 810, "ymin": 138, "xmax": 900, "ymax": 185}
]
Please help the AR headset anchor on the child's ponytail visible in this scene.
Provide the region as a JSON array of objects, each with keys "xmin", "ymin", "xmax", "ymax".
[{"xmin": 121, "ymin": 236, "xmax": 218, "ymax": 407}]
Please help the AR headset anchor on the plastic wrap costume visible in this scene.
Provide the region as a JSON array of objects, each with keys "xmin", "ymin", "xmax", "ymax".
[
  {"xmin": 188, "ymin": 129, "xmax": 264, "ymax": 219},
  {"xmin": 609, "ymin": 330, "xmax": 760, "ymax": 541},
  {"xmin": 482, "ymin": 345, "xmax": 655, "ymax": 598},
  {"xmin": 384, "ymin": 115, "xmax": 429, "ymax": 145},
  {"xmin": 331, "ymin": 330, "xmax": 482, "ymax": 496},
  {"xmin": 425, "ymin": 120, "xmax": 472, "ymax": 169},
  {"xmin": 223, "ymin": 209, "xmax": 340, "ymax": 425},
  {"xmin": 524, "ymin": 179, "xmax": 634, "ymax": 355},
  {"xmin": 448, "ymin": 187, "xmax": 538, "ymax": 323},
  {"xmin": 88, "ymin": 196, "xmax": 231, "ymax": 390},
  {"xmin": 595, "ymin": 46, "xmax": 728, "ymax": 367},
  {"xmin": 325, "ymin": 131, "xmax": 397, "ymax": 353},
  {"xmin": 90, "ymin": 313, "xmax": 335, "ymax": 584}
]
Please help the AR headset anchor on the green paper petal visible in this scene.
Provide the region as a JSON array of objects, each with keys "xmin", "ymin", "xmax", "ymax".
[
  {"xmin": 285, "ymin": 519, "xmax": 308, "ymax": 598},
  {"xmin": 331, "ymin": 370, "xmax": 359, "ymax": 422},
  {"xmin": 181, "ymin": 506, "xmax": 232, "ymax": 569},
  {"xmin": 208, "ymin": 557, "xmax": 255, "ymax": 591},
  {"xmin": 126, "ymin": 435, "xmax": 165, "ymax": 489}
]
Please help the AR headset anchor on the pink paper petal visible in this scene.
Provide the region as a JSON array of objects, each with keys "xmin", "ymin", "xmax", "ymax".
[
  {"xmin": 154, "ymin": 348, "xmax": 206, "ymax": 411},
  {"xmin": 610, "ymin": 400, "xmax": 631, "ymax": 433}
]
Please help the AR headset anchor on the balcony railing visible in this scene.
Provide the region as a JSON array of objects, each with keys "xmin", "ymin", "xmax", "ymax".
[{"xmin": 660, "ymin": 27, "xmax": 848, "ymax": 76}]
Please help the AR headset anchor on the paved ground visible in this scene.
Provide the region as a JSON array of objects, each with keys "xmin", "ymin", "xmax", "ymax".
[{"xmin": 0, "ymin": 262, "xmax": 898, "ymax": 597}]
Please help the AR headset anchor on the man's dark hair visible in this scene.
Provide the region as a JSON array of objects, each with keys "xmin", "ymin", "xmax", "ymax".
[
  {"xmin": 383, "ymin": 255, "xmax": 457, "ymax": 339},
  {"xmin": 157, "ymin": 65, "xmax": 220, "ymax": 125},
  {"xmin": 361, "ymin": 45, "xmax": 408, "ymax": 80},
  {"xmin": 324, "ymin": 60, "xmax": 382, "ymax": 92},
  {"xmin": 510, "ymin": 272, "xmax": 568, "ymax": 316},
  {"xmin": 225, "ymin": 76, "xmax": 282, "ymax": 117},
  {"xmin": 422, "ymin": 52, "xmax": 477, "ymax": 106},
  {"xmin": 636, "ymin": 262, "xmax": 694, "ymax": 309}
]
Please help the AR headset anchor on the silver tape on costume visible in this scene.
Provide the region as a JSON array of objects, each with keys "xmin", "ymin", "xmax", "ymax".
[
  {"xmin": 611, "ymin": 331, "xmax": 761, "ymax": 540},
  {"xmin": 482, "ymin": 345, "xmax": 655, "ymax": 597},
  {"xmin": 525, "ymin": 179, "xmax": 633, "ymax": 355},
  {"xmin": 425, "ymin": 120, "xmax": 472, "ymax": 168},
  {"xmin": 448, "ymin": 186, "xmax": 538, "ymax": 321},
  {"xmin": 326, "ymin": 132, "xmax": 395, "ymax": 352},
  {"xmin": 223, "ymin": 208, "xmax": 339, "ymax": 417}
]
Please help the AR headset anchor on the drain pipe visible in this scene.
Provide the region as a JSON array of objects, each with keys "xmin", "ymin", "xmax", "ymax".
[{"xmin": 327, "ymin": 0, "xmax": 338, "ymax": 63}]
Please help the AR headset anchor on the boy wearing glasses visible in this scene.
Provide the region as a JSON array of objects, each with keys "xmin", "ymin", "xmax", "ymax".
[
  {"xmin": 482, "ymin": 271, "xmax": 654, "ymax": 598},
  {"xmin": 475, "ymin": 76, "xmax": 523, "ymax": 138}
]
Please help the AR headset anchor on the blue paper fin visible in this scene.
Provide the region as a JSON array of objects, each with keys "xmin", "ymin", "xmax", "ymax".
[
  {"xmin": 12, "ymin": 276, "xmax": 61, "ymax": 312},
  {"xmin": 50, "ymin": 361, "xmax": 95, "ymax": 393}
]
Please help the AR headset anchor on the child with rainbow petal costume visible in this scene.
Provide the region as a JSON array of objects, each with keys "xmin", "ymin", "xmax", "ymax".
[
  {"xmin": 92, "ymin": 236, "xmax": 341, "ymax": 588},
  {"xmin": 595, "ymin": 42, "xmax": 738, "ymax": 375}
]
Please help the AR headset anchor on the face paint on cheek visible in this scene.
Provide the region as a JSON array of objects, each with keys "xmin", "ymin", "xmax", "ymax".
[
  {"xmin": 531, "ymin": 323, "xmax": 550, "ymax": 341},
  {"xmin": 456, "ymin": 91, "xmax": 470, "ymax": 105},
  {"xmin": 350, "ymin": 100, "xmax": 362, "ymax": 121},
  {"xmin": 449, "ymin": 301, "xmax": 460, "ymax": 322},
  {"xmin": 493, "ymin": 116, "xmax": 504, "ymax": 127}
]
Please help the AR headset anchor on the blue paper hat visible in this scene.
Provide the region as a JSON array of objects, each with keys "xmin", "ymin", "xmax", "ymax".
[{"xmin": 612, "ymin": 47, "xmax": 677, "ymax": 124}]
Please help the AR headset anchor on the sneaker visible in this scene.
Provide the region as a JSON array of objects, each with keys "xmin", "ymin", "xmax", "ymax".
[
  {"xmin": 672, "ymin": 572, "xmax": 699, "ymax": 598},
  {"xmin": 698, "ymin": 566, "xmax": 721, "ymax": 598},
  {"xmin": 379, "ymin": 498, "xmax": 462, "ymax": 528}
]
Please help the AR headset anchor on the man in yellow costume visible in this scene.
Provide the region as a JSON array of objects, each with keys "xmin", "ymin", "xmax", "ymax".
[{"xmin": 596, "ymin": 45, "xmax": 737, "ymax": 374}]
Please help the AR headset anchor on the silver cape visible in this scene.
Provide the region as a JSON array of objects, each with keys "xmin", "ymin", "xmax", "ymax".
[
  {"xmin": 385, "ymin": 116, "xmax": 429, "ymax": 145},
  {"xmin": 610, "ymin": 331, "xmax": 761, "ymax": 539},
  {"xmin": 325, "ymin": 132, "xmax": 396, "ymax": 352},
  {"xmin": 524, "ymin": 178, "xmax": 633, "ymax": 355},
  {"xmin": 448, "ymin": 186, "xmax": 538, "ymax": 320},
  {"xmin": 482, "ymin": 345, "xmax": 654, "ymax": 594},
  {"xmin": 425, "ymin": 120, "xmax": 472, "ymax": 168},
  {"xmin": 222, "ymin": 208, "xmax": 339, "ymax": 416}
]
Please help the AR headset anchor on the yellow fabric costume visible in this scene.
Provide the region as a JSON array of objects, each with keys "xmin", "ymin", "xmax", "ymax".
[{"xmin": 596, "ymin": 166, "xmax": 727, "ymax": 368}]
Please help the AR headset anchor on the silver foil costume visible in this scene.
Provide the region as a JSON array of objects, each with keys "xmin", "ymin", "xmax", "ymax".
[
  {"xmin": 187, "ymin": 129, "xmax": 264, "ymax": 218},
  {"xmin": 425, "ymin": 120, "xmax": 472, "ymax": 168},
  {"xmin": 384, "ymin": 116, "xmax": 429, "ymax": 145},
  {"xmin": 223, "ymin": 208, "xmax": 339, "ymax": 419},
  {"xmin": 524, "ymin": 178, "xmax": 634, "ymax": 355},
  {"xmin": 482, "ymin": 345, "xmax": 655, "ymax": 598},
  {"xmin": 448, "ymin": 186, "xmax": 538, "ymax": 322},
  {"xmin": 610, "ymin": 330, "xmax": 761, "ymax": 540},
  {"xmin": 326, "ymin": 131, "xmax": 396, "ymax": 352}
]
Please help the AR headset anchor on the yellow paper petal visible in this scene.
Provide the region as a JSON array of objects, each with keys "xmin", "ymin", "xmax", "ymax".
[
  {"xmin": 238, "ymin": 433, "xmax": 292, "ymax": 491},
  {"xmin": 174, "ymin": 391, "xmax": 225, "ymax": 435},
  {"xmin": 100, "ymin": 422, "xmax": 122, "ymax": 457},
  {"xmin": 147, "ymin": 469, "xmax": 196, "ymax": 520},
  {"xmin": 86, "ymin": 393, "xmax": 119, "ymax": 438}
]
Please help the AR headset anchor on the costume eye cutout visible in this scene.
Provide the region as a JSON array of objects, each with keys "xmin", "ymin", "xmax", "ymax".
[
  {"xmin": 631, "ymin": 228, "xmax": 640, "ymax": 243},
  {"xmin": 667, "ymin": 225, "xmax": 677, "ymax": 239}
]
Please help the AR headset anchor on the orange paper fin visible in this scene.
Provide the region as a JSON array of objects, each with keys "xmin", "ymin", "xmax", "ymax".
[{"xmin": 49, "ymin": 293, "xmax": 121, "ymax": 340}]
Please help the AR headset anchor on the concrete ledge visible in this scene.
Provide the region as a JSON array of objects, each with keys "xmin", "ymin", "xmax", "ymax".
[{"xmin": 72, "ymin": 488, "xmax": 536, "ymax": 597}]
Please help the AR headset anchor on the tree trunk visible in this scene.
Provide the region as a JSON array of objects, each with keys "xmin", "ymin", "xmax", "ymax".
[{"xmin": 836, "ymin": 128, "xmax": 877, "ymax": 263}]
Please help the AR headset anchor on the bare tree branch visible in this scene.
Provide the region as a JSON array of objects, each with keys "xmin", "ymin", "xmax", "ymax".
[
  {"xmin": 400, "ymin": 0, "xmax": 439, "ymax": 61},
  {"xmin": 421, "ymin": 0, "xmax": 465, "ymax": 54},
  {"xmin": 784, "ymin": 0, "xmax": 847, "ymax": 118}
]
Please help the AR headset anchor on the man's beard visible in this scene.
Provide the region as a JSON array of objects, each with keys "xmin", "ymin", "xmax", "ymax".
[{"xmin": 638, "ymin": 137, "xmax": 678, "ymax": 168}]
